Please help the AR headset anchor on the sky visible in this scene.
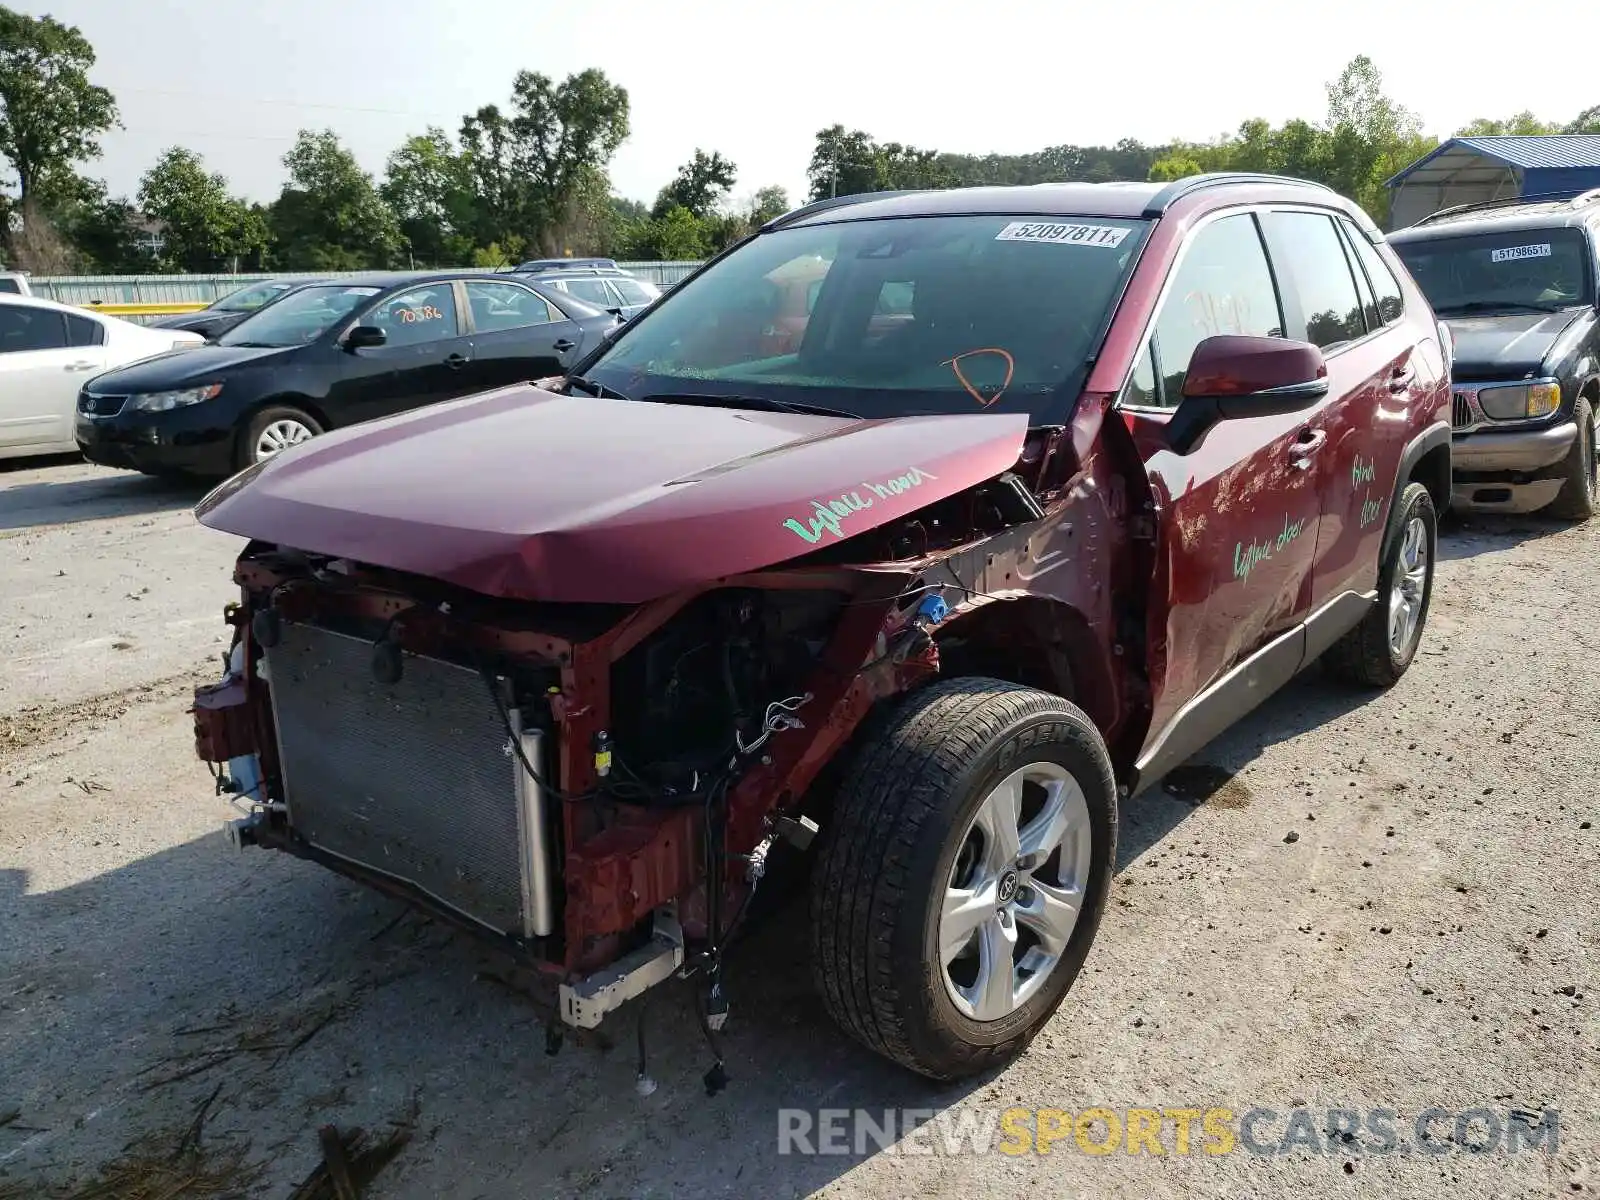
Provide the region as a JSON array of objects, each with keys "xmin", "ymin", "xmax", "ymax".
[{"xmin": 13, "ymin": 0, "xmax": 1600, "ymax": 211}]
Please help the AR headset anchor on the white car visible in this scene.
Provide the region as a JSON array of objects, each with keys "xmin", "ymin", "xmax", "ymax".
[{"xmin": 0, "ymin": 294, "xmax": 204, "ymax": 462}]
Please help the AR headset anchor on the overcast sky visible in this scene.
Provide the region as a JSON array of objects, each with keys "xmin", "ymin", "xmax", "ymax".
[{"xmin": 15, "ymin": 0, "xmax": 1599, "ymax": 210}]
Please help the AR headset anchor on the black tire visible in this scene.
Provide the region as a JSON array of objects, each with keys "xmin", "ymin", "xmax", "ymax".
[
  {"xmin": 1324, "ymin": 481, "xmax": 1437, "ymax": 688},
  {"xmin": 238, "ymin": 404, "xmax": 323, "ymax": 471},
  {"xmin": 1544, "ymin": 397, "xmax": 1597, "ymax": 522},
  {"xmin": 809, "ymin": 677, "xmax": 1117, "ymax": 1081}
]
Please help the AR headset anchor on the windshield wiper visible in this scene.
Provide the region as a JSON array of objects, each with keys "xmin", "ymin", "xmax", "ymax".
[
  {"xmin": 1435, "ymin": 299, "xmax": 1564, "ymax": 315},
  {"xmin": 222, "ymin": 340, "xmax": 284, "ymax": 348},
  {"xmin": 642, "ymin": 392, "xmax": 860, "ymax": 419},
  {"xmin": 564, "ymin": 374, "xmax": 631, "ymax": 401}
]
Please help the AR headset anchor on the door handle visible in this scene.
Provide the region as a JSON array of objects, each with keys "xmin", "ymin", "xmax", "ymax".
[
  {"xmin": 552, "ymin": 338, "xmax": 576, "ymax": 353},
  {"xmin": 1387, "ymin": 363, "xmax": 1415, "ymax": 393},
  {"xmin": 444, "ymin": 353, "xmax": 469, "ymax": 370},
  {"xmin": 63, "ymin": 360, "xmax": 97, "ymax": 372},
  {"xmin": 1288, "ymin": 429, "xmax": 1326, "ymax": 469}
]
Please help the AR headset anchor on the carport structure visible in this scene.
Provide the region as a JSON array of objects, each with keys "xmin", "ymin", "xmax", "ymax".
[{"xmin": 1385, "ymin": 134, "xmax": 1600, "ymax": 229}]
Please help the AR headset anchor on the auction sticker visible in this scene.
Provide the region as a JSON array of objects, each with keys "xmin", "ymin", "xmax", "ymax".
[
  {"xmin": 996, "ymin": 221, "xmax": 1129, "ymax": 248},
  {"xmin": 1489, "ymin": 243, "xmax": 1551, "ymax": 263}
]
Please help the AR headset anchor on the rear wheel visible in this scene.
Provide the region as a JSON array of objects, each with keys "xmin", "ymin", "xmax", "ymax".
[
  {"xmin": 1544, "ymin": 397, "xmax": 1597, "ymax": 522},
  {"xmin": 1324, "ymin": 481, "xmax": 1436, "ymax": 688},
  {"xmin": 240, "ymin": 405, "xmax": 322, "ymax": 470},
  {"xmin": 809, "ymin": 678, "xmax": 1116, "ymax": 1080}
]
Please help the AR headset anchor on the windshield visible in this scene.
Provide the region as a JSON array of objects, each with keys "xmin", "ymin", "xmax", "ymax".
[
  {"xmin": 213, "ymin": 280, "xmax": 296, "ymax": 313},
  {"xmin": 582, "ymin": 213, "xmax": 1150, "ymax": 422},
  {"xmin": 217, "ymin": 284, "xmax": 382, "ymax": 347},
  {"xmin": 1393, "ymin": 227, "xmax": 1594, "ymax": 315}
]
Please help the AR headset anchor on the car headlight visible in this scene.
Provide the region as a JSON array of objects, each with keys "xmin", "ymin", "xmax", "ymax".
[
  {"xmin": 128, "ymin": 383, "xmax": 223, "ymax": 413},
  {"xmin": 1477, "ymin": 380, "xmax": 1560, "ymax": 421}
]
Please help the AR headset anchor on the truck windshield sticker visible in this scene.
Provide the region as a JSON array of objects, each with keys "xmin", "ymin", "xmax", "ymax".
[
  {"xmin": 995, "ymin": 222, "xmax": 1129, "ymax": 249},
  {"xmin": 783, "ymin": 467, "xmax": 939, "ymax": 544},
  {"xmin": 1489, "ymin": 243, "xmax": 1551, "ymax": 263}
]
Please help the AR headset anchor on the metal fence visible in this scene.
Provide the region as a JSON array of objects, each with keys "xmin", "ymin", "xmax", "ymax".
[{"xmin": 29, "ymin": 261, "xmax": 705, "ymax": 307}]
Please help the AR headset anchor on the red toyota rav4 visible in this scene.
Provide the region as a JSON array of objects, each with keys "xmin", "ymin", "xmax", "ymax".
[{"xmin": 193, "ymin": 173, "xmax": 1451, "ymax": 1083}]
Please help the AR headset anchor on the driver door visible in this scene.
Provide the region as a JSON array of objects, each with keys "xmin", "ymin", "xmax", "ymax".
[
  {"xmin": 1120, "ymin": 212, "xmax": 1324, "ymax": 775},
  {"xmin": 327, "ymin": 282, "xmax": 474, "ymax": 425}
]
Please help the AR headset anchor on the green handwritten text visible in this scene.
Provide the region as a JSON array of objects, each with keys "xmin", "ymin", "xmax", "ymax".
[{"xmin": 783, "ymin": 466, "xmax": 939, "ymax": 544}]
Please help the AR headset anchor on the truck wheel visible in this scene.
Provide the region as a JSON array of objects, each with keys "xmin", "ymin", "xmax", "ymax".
[
  {"xmin": 240, "ymin": 405, "xmax": 322, "ymax": 470},
  {"xmin": 1544, "ymin": 397, "xmax": 1597, "ymax": 521},
  {"xmin": 1324, "ymin": 481, "xmax": 1436, "ymax": 688},
  {"xmin": 809, "ymin": 677, "xmax": 1116, "ymax": 1080}
]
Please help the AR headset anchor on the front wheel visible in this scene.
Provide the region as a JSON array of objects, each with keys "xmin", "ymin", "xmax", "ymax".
[
  {"xmin": 1324, "ymin": 480, "xmax": 1437, "ymax": 688},
  {"xmin": 809, "ymin": 678, "xmax": 1117, "ymax": 1080},
  {"xmin": 239, "ymin": 404, "xmax": 323, "ymax": 471},
  {"xmin": 1544, "ymin": 397, "xmax": 1597, "ymax": 522}
]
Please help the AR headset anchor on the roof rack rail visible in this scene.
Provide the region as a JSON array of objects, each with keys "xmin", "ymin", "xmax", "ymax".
[
  {"xmin": 1413, "ymin": 188, "xmax": 1597, "ymax": 226},
  {"xmin": 1142, "ymin": 172, "xmax": 1334, "ymax": 216},
  {"xmin": 761, "ymin": 190, "xmax": 923, "ymax": 232}
]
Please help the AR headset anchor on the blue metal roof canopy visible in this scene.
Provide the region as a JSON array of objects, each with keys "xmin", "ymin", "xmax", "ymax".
[{"xmin": 1386, "ymin": 135, "xmax": 1600, "ymax": 228}]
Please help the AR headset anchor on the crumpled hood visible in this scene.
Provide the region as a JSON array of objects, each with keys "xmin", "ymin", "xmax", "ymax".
[
  {"xmin": 196, "ymin": 385, "xmax": 1029, "ymax": 604},
  {"xmin": 1444, "ymin": 308, "xmax": 1586, "ymax": 379}
]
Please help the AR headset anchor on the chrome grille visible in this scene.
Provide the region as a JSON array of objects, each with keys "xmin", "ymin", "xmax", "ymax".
[
  {"xmin": 1451, "ymin": 391, "xmax": 1475, "ymax": 430},
  {"xmin": 78, "ymin": 392, "xmax": 127, "ymax": 416},
  {"xmin": 265, "ymin": 622, "xmax": 543, "ymax": 936}
]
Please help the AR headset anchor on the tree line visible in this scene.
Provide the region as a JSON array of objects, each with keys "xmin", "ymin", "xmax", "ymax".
[{"xmin": 3, "ymin": 5, "xmax": 1598, "ymax": 277}]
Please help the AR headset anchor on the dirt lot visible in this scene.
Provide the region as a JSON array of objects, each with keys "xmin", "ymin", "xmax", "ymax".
[{"xmin": 2, "ymin": 456, "xmax": 1597, "ymax": 1199}]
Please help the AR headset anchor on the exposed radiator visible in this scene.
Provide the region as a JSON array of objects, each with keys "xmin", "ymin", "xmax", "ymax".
[{"xmin": 264, "ymin": 621, "xmax": 553, "ymax": 938}]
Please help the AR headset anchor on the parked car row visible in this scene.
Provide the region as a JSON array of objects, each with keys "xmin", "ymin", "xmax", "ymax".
[{"xmin": 69, "ymin": 271, "xmax": 623, "ymax": 477}]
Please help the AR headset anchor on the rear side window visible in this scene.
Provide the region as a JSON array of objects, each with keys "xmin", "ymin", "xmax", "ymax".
[
  {"xmin": 610, "ymin": 278, "xmax": 655, "ymax": 305},
  {"xmin": 563, "ymin": 278, "xmax": 616, "ymax": 308},
  {"xmin": 1150, "ymin": 213, "xmax": 1284, "ymax": 404},
  {"xmin": 1341, "ymin": 220, "xmax": 1405, "ymax": 326},
  {"xmin": 0, "ymin": 304, "xmax": 68, "ymax": 352},
  {"xmin": 65, "ymin": 312, "xmax": 106, "ymax": 347},
  {"xmin": 1261, "ymin": 211, "xmax": 1366, "ymax": 350},
  {"xmin": 0, "ymin": 277, "xmax": 21, "ymax": 295}
]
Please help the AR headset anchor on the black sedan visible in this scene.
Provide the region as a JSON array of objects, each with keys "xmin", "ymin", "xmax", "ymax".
[
  {"xmin": 75, "ymin": 271, "xmax": 620, "ymax": 478},
  {"xmin": 147, "ymin": 277, "xmax": 325, "ymax": 340}
]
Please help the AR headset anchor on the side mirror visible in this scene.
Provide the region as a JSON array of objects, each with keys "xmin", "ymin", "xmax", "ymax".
[
  {"xmin": 1167, "ymin": 335, "xmax": 1329, "ymax": 455},
  {"xmin": 343, "ymin": 325, "xmax": 387, "ymax": 351}
]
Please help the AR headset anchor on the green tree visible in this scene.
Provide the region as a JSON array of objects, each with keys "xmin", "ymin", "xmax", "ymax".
[
  {"xmin": 0, "ymin": 6, "xmax": 117, "ymax": 267},
  {"xmin": 1321, "ymin": 55, "xmax": 1433, "ymax": 220},
  {"xmin": 807, "ymin": 126, "xmax": 881, "ymax": 198},
  {"xmin": 457, "ymin": 69, "xmax": 629, "ymax": 255},
  {"xmin": 623, "ymin": 204, "xmax": 710, "ymax": 260},
  {"xmin": 653, "ymin": 149, "xmax": 736, "ymax": 219},
  {"xmin": 138, "ymin": 147, "xmax": 266, "ymax": 272},
  {"xmin": 1565, "ymin": 105, "xmax": 1600, "ymax": 134},
  {"xmin": 1456, "ymin": 112, "xmax": 1561, "ymax": 137},
  {"xmin": 746, "ymin": 185, "xmax": 790, "ymax": 225},
  {"xmin": 269, "ymin": 129, "xmax": 402, "ymax": 270},
  {"xmin": 381, "ymin": 127, "xmax": 476, "ymax": 266}
]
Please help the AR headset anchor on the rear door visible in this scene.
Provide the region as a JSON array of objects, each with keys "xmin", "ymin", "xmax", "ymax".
[
  {"xmin": 462, "ymin": 280, "xmax": 580, "ymax": 391},
  {"xmin": 1119, "ymin": 212, "xmax": 1324, "ymax": 748},
  {"xmin": 0, "ymin": 303, "xmax": 95, "ymax": 451},
  {"xmin": 1258, "ymin": 209, "xmax": 1418, "ymax": 617}
]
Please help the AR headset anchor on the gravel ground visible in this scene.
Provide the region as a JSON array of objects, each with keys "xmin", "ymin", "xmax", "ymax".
[{"xmin": 1, "ymin": 457, "xmax": 1596, "ymax": 1199}]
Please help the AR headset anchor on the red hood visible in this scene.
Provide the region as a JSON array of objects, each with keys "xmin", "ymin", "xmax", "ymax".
[{"xmin": 195, "ymin": 385, "xmax": 1028, "ymax": 603}]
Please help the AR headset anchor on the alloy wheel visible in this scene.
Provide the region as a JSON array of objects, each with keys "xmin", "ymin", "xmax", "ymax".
[
  {"xmin": 1388, "ymin": 515, "xmax": 1429, "ymax": 658},
  {"xmin": 940, "ymin": 762, "xmax": 1092, "ymax": 1022}
]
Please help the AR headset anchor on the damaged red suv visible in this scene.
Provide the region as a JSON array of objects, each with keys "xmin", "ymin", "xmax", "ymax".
[{"xmin": 193, "ymin": 173, "xmax": 1451, "ymax": 1082}]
